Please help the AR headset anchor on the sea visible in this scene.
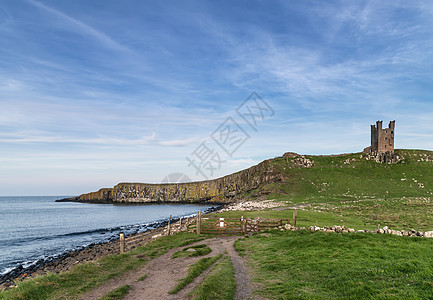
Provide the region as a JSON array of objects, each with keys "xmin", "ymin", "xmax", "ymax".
[{"xmin": 0, "ymin": 196, "xmax": 215, "ymax": 276}]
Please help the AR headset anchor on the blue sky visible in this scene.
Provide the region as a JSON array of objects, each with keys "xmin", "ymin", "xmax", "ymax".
[{"xmin": 1, "ymin": 0, "xmax": 433, "ymax": 196}]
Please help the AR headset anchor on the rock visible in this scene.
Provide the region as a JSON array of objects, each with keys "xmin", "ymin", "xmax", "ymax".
[
  {"xmin": 60, "ymin": 160, "xmax": 286, "ymax": 204},
  {"xmin": 424, "ymin": 231, "xmax": 433, "ymax": 238},
  {"xmin": 283, "ymin": 152, "xmax": 299, "ymax": 158}
]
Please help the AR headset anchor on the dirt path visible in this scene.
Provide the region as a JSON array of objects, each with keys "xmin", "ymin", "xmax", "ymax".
[{"xmin": 79, "ymin": 235, "xmax": 254, "ymax": 300}]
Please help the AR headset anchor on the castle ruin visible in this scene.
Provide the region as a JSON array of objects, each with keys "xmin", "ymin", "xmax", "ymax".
[
  {"xmin": 365, "ymin": 120, "xmax": 395, "ymax": 154},
  {"xmin": 364, "ymin": 120, "xmax": 398, "ymax": 163}
]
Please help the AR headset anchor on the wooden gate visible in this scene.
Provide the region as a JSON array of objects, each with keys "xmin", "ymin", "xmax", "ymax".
[
  {"xmin": 187, "ymin": 211, "xmax": 289, "ymax": 235},
  {"xmin": 200, "ymin": 217, "xmax": 243, "ymax": 234}
]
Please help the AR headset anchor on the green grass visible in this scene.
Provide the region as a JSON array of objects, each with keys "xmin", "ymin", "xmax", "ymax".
[
  {"xmin": 211, "ymin": 150, "xmax": 433, "ymax": 232},
  {"xmin": 169, "ymin": 254, "xmax": 223, "ymax": 294},
  {"xmin": 172, "ymin": 244, "xmax": 212, "ymax": 258},
  {"xmin": 189, "ymin": 256, "xmax": 236, "ymax": 300},
  {"xmin": 271, "ymin": 150, "xmax": 433, "ymax": 202},
  {"xmin": 0, "ymin": 253, "xmax": 144, "ymax": 300},
  {"xmin": 100, "ymin": 285, "xmax": 131, "ymax": 300},
  {"xmin": 137, "ymin": 274, "xmax": 147, "ymax": 281},
  {"xmin": 0, "ymin": 233, "xmax": 210, "ymax": 300},
  {"xmin": 235, "ymin": 230, "xmax": 433, "ymax": 299}
]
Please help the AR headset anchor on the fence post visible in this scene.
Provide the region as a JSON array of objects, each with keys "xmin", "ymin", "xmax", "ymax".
[
  {"xmin": 279, "ymin": 219, "xmax": 282, "ymax": 227},
  {"xmin": 197, "ymin": 211, "xmax": 202, "ymax": 234},
  {"xmin": 293, "ymin": 211, "xmax": 297, "ymax": 228},
  {"xmin": 167, "ymin": 215, "xmax": 172, "ymax": 236},
  {"xmin": 179, "ymin": 217, "xmax": 182, "ymax": 232},
  {"xmin": 120, "ymin": 233, "xmax": 125, "ymax": 254},
  {"xmin": 240, "ymin": 216, "xmax": 244, "ymax": 234}
]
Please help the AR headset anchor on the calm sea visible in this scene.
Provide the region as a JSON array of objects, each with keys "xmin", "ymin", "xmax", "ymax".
[{"xmin": 0, "ymin": 196, "xmax": 214, "ymax": 275}]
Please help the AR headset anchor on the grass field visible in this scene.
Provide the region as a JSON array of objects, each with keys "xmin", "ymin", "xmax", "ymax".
[
  {"xmin": 217, "ymin": 150, "xmax": 433, "ymax": 231},
  {"xmin": 235, "ymin": 230, "xmax": 433, "ymax": 299}
]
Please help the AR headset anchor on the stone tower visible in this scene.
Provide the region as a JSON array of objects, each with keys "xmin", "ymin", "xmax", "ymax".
[{"xmin": 365, "ymin": 120, "xmax": 395, "ymax": 154}]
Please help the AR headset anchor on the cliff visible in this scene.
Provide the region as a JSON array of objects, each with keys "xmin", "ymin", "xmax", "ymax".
[{"xmin": 58, "ymin": 159, "xmax": 285, "ymax": 204}]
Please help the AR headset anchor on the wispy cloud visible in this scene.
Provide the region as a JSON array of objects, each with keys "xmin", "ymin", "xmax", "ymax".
[
  {"xmin": 158, "ymin": 137, "xmax": 199, "ymax": 147},
  {"xmin": 1, "ymin": 0, "xmax": 433, "ymax": 195},
  {"xmin": 0, "ymin": 133, "xmax": 157, "ymax": 145},
  {"xmin": 26, "ymin": 0, "xmax": 131, "ymax": 53}
]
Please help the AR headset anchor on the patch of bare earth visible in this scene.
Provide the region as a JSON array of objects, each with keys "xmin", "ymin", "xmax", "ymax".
[{"xmin": 79, "ymin": 235, "xmax": 257, "ymax": 300}]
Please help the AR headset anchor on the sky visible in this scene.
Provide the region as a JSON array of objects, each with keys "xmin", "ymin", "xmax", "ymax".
[{"xmin": 1, "ymin": 0, "xmax": 433, "ymax": 196}]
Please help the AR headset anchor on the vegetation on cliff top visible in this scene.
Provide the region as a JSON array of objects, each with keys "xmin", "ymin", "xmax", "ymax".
[
  {"xmin": 267, "ymin": 149, "xmax": 433, "ymax": 201},
  {"xmin": 234, "ymin": 149, "xmax": 433, "ymax": 230}
]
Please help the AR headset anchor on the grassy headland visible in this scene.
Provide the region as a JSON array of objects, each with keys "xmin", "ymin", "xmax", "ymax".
[{"xmin": 218, "ymin": 149, "xmax": 433, "ymax": 231}]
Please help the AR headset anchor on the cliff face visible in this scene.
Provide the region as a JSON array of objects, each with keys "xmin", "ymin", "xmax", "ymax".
[{"xmin": 63, "ymin": 160, "xmax": 285, "ymax": 204}]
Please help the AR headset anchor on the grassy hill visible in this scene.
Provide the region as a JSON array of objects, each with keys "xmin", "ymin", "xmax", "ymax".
[
  {"xmin": 222, "ymin": 149, "xmax": 433, "ymax": 231},
  {"xmin": 269, "ymin": 149, "xmax": 433, "ymax": 200},
  {"xmin": 223, "ymin": 150, "xmax": 433, "ymax": 299}
]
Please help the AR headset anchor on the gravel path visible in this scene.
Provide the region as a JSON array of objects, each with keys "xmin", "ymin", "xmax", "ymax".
[{"xmin": 79, "ymin": 235, "xmax": 254, "ymax": 300}]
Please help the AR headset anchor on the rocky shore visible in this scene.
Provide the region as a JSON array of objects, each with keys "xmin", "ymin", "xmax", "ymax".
[
  {"xmin": 0, "ymin": 206, "xmax": 220, "ymax": 290},
  {"xmin": 218, "ymin": 199, "xmax": 285, "ymax": 212}
]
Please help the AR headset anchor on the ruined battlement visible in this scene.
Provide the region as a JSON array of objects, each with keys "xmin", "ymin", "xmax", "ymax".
[{"xmin": 364, "ymin": 120, "xmax": 395, "ymax": 154}]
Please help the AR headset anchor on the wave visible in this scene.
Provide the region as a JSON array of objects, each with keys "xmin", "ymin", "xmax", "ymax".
[{"xmin": 0, "ymin": 206, "xmax": 220, "ymax": 281}]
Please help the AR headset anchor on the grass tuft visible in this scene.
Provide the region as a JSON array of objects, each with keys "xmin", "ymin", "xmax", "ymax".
[
  {"xmin": 189, "ymin": 256, "xmax": 236, "ymax": 300},
  {"xmin": 100, "ymin": 285, "xmax": 131, "ymax": 300},
  {"xmin": 169, "ymin": 254, "xmax": 223, "ymax": 294},
  {"xmin": 137, "ymin": 274, "xmax": 147, "ymax": 281},
  {"xmin": 172, "ymin": 244, "xmax": 212, "ymax": 258}
]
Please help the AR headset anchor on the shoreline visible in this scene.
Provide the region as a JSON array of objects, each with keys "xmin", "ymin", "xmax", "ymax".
[
  {"xmin": 0, "ymin": 205, "xmax": 222, "ymax": 289},
  {"xmin": 55, "ymin": 196, "xmax": 229, "ymax": 205}
]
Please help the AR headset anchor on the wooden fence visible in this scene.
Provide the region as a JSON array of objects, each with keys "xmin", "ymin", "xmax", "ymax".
[
  {"xmin": 119, "ymin": 216, "xmax": 197, "ymax": 253},
  {"xmin": 119, "ymin": 211, "xmax": 298, "ymax": 253},
  {"xmin": 192, "ymin": 211, "xmax": 293, "ymax": 235}
]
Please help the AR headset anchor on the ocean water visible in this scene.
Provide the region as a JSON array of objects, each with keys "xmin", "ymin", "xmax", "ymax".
[{"xmin": 0, "ymin": 196, "xmax": 214, "ymax": 275}]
